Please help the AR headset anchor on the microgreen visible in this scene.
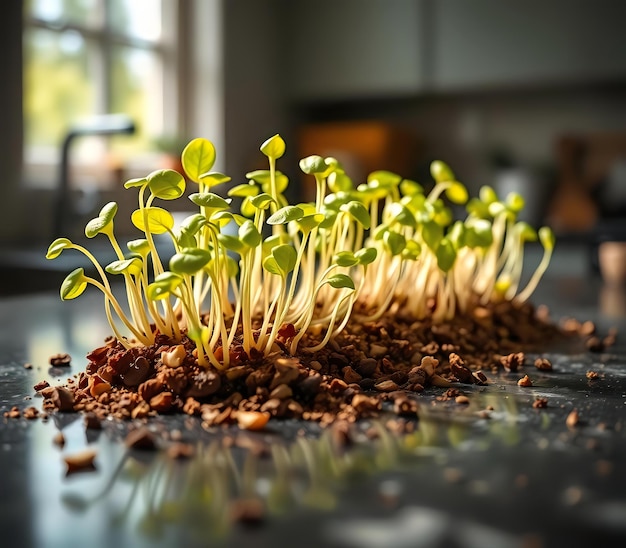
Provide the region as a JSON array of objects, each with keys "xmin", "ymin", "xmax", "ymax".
[{"xmin": 47, "ymin": 135, "xmax": 555, "ymax": 368}]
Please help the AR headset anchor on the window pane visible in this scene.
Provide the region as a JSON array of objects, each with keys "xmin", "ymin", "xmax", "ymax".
[
  {"xmin": 28, "ymin": 0, "xmax": 99, "ymax": 27},
  {"xmin": 24, "ymin": 27, "xmax": 96, "ymax": 155},
  {"xmin": 109, "ymin": 0, "xmax": 162, "ymax": 41},
  {"xmin": 110, "ymin": 45, "xmax": 164, "ymax": 159}
]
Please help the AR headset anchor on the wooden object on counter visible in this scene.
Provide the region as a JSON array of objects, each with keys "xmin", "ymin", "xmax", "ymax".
[
  {"xmin": 297, "ymin": 121, "xmax": 417, "ymax": 202},
  {"xmin": 548, "ymin": 133, "xmax": 626, "ymax": 232}
]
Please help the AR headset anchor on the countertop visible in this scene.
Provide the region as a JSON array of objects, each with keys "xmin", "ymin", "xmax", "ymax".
[{"xmin": 1, "ymin": 255, "xmax": 625, "ymax": 548}]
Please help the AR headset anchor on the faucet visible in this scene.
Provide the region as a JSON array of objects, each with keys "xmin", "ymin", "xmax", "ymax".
[{"xmin": 53, "ymin": 114, "xmax": 136, "ymax": 238}]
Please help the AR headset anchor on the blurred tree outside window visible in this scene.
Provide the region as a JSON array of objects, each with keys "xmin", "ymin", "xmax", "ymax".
[{"xmin": 23, "ymin": 0, "xmax": 179, "ymax": 188}]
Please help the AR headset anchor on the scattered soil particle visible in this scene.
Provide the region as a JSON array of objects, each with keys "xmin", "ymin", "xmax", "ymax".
[
  {"xmin": 84, "ymin": 412, "xmax": 102, "ymax": 430},
  {"xmin": 167, "ymin": 442, "xmax": 196, "ymax": 460},
  {"xmin": 500, "ymin": 352, "xmax": 525, "ymax": 372},
  {"xmin": 586, "ymin": 370, "xmax": 601, "ymax": 381},
  {"xmin": 51, "ymin": 387, "xmax": 75, "ymax": 412},
  {"xmin": 532, "ymin": 397, "xmax": 548, "ymax": 409},
  {"xmin": 3, "ymin": 406, "xmax": 21, "ymax": 419},
  {"xmin": 33, "ymin": 380, "xmax": 50, "ymax": 392},
  {"xmin": 534, "ymin": 357, "xmax": 553, "ymax": 371},
  {"xmin": 52, "ymin": 431, "xmax": 66, "ymax": 447},
  {"xmin": 562, "ymin": 485, "xmax": 583, "ymax": 506},
  {"xmin": 517, "ymin": 374, "xmax": 533, "ymax": 387},
  {"xmin": 230, "ymin": 497, "xmax": 265, "ymax": 526},
  {"xmin": 237, "ymin": 411, "xmax": 270, "ymax": 431},
  {"xmin": 22, "ymin": 406, "xmax": 39, "ymax": 419},
  {"xmin": 125, "ymin": 427, "xmax": 158, "ymax": 450},
  {"xmin": 49, "ymin": 353, "xmax": 72, "ymax": 367},
  {"xmin": 442, "ymin": 467, "xmax": 464, "ymax": 484},
  {"xmin": 23, "ymin": 363, "xmax": 33, "ymax": 370},
  {"xmin": 585, "ymin": 336, "xmax": 604, "ymax": 353},
  {"xmin": 455, "ymin": 395, "xmax": 470, "ymax": 405},
  {"xmin": 63, "ymin": 448, "xmax": 97, "ymax": 474},
  {"xmin": 566, "ymin": 409, "xmax": 580, "ymax": 428},
  {"xmin": 595, "ymin": 459, "xmax": 613, "ymax": 477}
]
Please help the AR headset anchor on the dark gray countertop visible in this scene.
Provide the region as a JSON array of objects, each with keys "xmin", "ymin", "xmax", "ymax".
[{"xmin": 1, "ymin": 259, "xmax": 625, "ymax": 548}]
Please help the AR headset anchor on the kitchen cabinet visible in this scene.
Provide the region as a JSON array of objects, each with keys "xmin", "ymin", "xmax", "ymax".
[
  {"xmin": 281, "ymin": 0, "xmax": 626, "ymax": 101},
  {"xmin": 281, "ymin": 0, "xmax": 426, "ymax": 101},
  {"xmin": 432, "ymin": 0, "xmax": 626, "ymax": 91}
]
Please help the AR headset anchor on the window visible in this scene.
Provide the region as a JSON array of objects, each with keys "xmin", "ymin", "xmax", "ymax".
[{"xmin": 23, "ymin": 0, "xmax": 181, "ymax": 188}]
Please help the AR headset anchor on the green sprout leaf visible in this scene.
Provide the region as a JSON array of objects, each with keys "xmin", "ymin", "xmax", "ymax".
[
  {"xmin": 85, "ymin": 202, "xmax": 118, "ymax": 238},
  {"xmin": 465, "ymin": 219, "xmax": 493, "ymax": 248},
  {"xmin": 199, "ymin": 171, "xmax": 231, "ymax": 188},
  {"xmin": 189, "ymin": 192, "xmax": 231, "ymax": 211},
  {"xmin": 421, "ymin": 220, "xmax": 443, "ymax": 251},
  {"xmin": 296, "ymin": 213, "xmax": 325, "ymax": 233},
  {"xmin": 131, "ymin": 207, "xmax": 174, "ymax": 234},
  {"xmin": 539, "ymin": 226, "xmax": 555, "ymax": 251},
  {"xmin": 515, "ymin": 222, "xmax": 537, "ymax": 242},
  {"xmin": 127, "ymin": 239, "xmax": 150, "ymax": 255},
  {"xmin": 299, "ymin": 155, "xmax": 327, "ymax": 175},
  {"xmin": 479, "ymin": 185, "xmax": 498, "ymax": 205},
  {"xmin": 466, "ymin": 197, "xmax": 490, "ymax": 219},
  {"xmin": 46, "ymin": 238, "xmax": 73, "ymax": 259},
  {"xmin": 386, "ymin": 202, "xmax": 416, "ymax": 228},
  {"xmin": 400, "ymin": 179, "xmax": 423, "ymax": 196},
  {"xmin": 355, "ymin": 247, "xmax": 378, "ymax": 266},
  {"xmin": 105, "ymin": 257, "xmax": 143, "ymax": 276},
  {"xmin": 261, "ymin": 235, "xmax": 290, "ymax": 259},
  {"xmin": 445, "ymin": 182, "xmax": 469, "ymax": 205},
  {"xmin": 60, "ymin": 268, "xmax": 87, "ymax": 300},
  {"xmin": 319, "ymin": 210, "xmax": 338, "ymax": 230},
  {"xmin": 340, "ymin": 201, "xmax": 371, "ymax": 229},
  {"xmin": 267, "ymin": 205, "xmax": 304, "ymax": 225},
  {"xmin": 327, "ymin": 274, "xmax": 355, "ymax": 291},
  {"xmin": 358, "ymin": 182, "xmax": 387, "ymax": 201},
  {"xmin": 334, "ymin": 251, "xmax": 358, "ymax": 268},
  {"xmin": 179, "ymin": 213, "xmax": 207, "ymax": 236},
  {"xmin": 182, "ymin": 138, "xmax": 216, "ymax": 183},
  {"xmin": 218, "ymin": 233, "xmax": 246, "ymax": 253},
  {"xmin": 435, "ymin": 238, "xmax": 457, "ymax": 272},
  {"xmin": 246, "ymin": 170, "xmax": 289, "ymax": 194},
  {"xmin": 260, "ymin": 134, "xmax": 286, "ymax": 159},
  {"xmin": 170, "ymin": 248, "xmax": 212, "ymax": 275},
  {"xmin": 324, "ymin": 191, "xmax": 353, "ymax": 211},
  {"xmin": 249, "ymin": 193, "xmax": 276, "ymax": 210},
  {"xmin": 327, "ymin": 170, "xmax": 353, "ymax": 193},
  {"xmin": 147, "ymin": 272, "xmax": 183, "ymax": 301},
  {"xmin": 238, "ymin": 220, "xmax": 262, "ymax": 248},
  {"xmin": 262, "ymin": 256, "xmax": 281, "ymax": 276},
  {"xmin": 148, "ymin": 169, "xmax": 186, "ymax": 200},
  {"xmin": 506, "ymin": 192, "xmax": 525, "ymax": 213},
  {"xmin": 430, "ymin": 160, "xmax": 455, "ymax": 183},
  {"xmin": 402, "ymin": 240, "xmax": 421, "ymax": 261},
  {"xmin": 383, "ymin": 231, "xmax": 406, "ymax": 256},
  {"xmin": 123, "ymin": 177, "xmax": 148, "ymax": 189},
  {"xmin": 228, "ymin": 183, "xmax": 259, "ymax": 198},
  {"xmin": 367, "ymin": 170, "xmax": 402, "ymax": 189},
  {"xmin": 272, "ymin": 244, "xmax": 297, "ymax": 274}
]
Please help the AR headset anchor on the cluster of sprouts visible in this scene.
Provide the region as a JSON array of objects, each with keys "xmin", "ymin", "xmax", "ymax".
[{"xmin": 47, "ymin": 135, "xmax": 554, "ymax": 369}]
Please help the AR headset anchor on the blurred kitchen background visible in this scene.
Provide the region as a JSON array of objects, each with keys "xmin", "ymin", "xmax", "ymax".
[{"xmin": 2, "ymin": 0, "xmax": 626, "ymax": 292}]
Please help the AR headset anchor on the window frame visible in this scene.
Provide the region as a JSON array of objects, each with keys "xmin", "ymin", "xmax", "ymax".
[{"xmin": 22, "ymin": 0, "xmax": 185, "ymax": 189}]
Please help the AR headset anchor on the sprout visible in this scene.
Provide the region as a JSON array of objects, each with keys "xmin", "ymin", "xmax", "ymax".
[{"xmin": 47, "ymin": 134, "xmax": 555, "ymax": 370}]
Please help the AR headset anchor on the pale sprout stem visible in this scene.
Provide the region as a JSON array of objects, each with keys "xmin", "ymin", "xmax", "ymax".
[
  {"xmin": 227, "ymin": 280, "xmax": 242, "ymax": 348},
  {"xmin": 515, "ymin": 246, "xmax": 553, "ymax": 303},
  {"xmin": 260, "ymin": 279, "xmax": 286, "ymax": 354},
  {"xmin": 361, "ymin": 259, "xmax": 403, "ymax": 322},
  {"xmin": 302, "ymin": 291, "xmax": 355, "ymax": 353},
  {"xmin": 86, "ymin": 276, "xmax": 151, "ymax": 345}
]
